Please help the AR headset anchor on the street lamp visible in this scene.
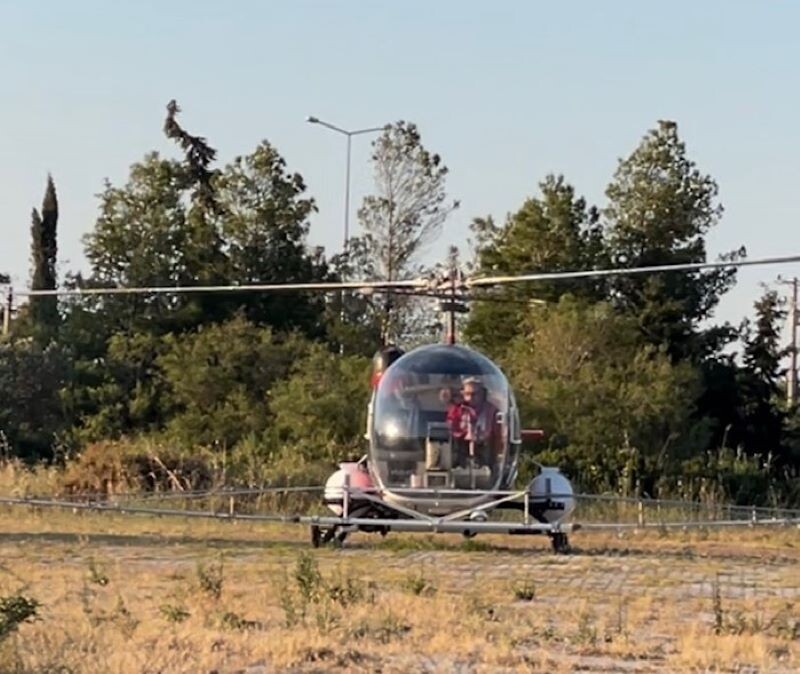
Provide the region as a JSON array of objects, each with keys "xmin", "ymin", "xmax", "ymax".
[{"xmin": 306, "ymin": 115, "xmax": 388, "ymax": 250}]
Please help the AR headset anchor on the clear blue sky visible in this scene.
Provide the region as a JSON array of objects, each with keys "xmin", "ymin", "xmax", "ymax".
[{"xmin": 2, "ymin": 1, "xmax": 799, "ymax": 329}]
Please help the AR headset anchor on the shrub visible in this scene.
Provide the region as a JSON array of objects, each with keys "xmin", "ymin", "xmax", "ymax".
[
  {"xmin": 62, "ymin": 439, "xmax": 215, "ymax": 495},
  {"xmin": 0, "ymin": 594, "xmax": 39, "ymax": 641}
]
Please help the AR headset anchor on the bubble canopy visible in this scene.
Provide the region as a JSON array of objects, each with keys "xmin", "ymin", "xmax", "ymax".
[{"xmin": 368, "ymin": 344, "xmax": 521, "ymax": 499}]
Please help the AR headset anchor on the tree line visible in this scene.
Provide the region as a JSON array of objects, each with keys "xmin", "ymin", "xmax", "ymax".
[{"xmin": 0, "ymin": 106, "xmax": 797, "ymax": 505}]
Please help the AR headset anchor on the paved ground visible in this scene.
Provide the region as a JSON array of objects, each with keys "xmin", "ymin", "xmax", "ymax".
[{"xmin": 0, "ymin": 511, "xmax": 798, "ymax": 672}]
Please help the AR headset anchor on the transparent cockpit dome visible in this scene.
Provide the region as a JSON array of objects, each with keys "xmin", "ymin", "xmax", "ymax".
[{"xmin": 368, "ymin": 344, "xmax": 521, "ymax": 498}]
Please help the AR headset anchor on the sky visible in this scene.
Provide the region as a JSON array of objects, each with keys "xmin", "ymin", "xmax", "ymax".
[{"xmin": 1, "ymin": 0, "xmax": 799, "ymax": 333}]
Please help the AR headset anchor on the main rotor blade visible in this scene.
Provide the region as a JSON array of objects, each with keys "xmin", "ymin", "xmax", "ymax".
[
  {"xmin": 467, "ymin": 253, "xmax": 800, "ymax": 288},
  {"xmin": 15, "ymin": 279, "xmax": 428, "ymax": 298}
]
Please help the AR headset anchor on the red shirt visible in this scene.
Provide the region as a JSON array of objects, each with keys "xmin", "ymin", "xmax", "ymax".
[{"xmin": 447, "ymin": 401, "xmax": 500, "ymax": 445}]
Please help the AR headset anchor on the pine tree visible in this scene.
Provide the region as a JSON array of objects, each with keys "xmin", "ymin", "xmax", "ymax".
[
  {"xmin": 604, "ymin": 120, "xmax": 742, "ymax": 362},
  {"xmin": 464, "ymin": 175, "xmax": 606, "ymax": 358},
  {"xmin": 735, "ymin": 289, "xmax": 788, "ymax": 461}
]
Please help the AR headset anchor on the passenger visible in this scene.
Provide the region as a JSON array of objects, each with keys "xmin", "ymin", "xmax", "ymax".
[{"xmin": 439, "ymin": 386, "xmax": 468, "ymax": 466}]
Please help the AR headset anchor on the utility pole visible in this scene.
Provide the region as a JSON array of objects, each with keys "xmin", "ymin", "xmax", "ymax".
[
  {"xmin": 789, "ymin": 277, "xmax": 798, "ymax": 407},
  {"xmin": 779, "ymin": 276, "xmax": 799, "ymax": 406}
]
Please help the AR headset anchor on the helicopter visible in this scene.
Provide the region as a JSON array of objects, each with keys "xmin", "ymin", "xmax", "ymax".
[
  {"xmin": 300, "ymin": 254, "xmax": 800, "ymax": 552},
  {"xmin": 10, "ymin": 253, "xmax": 800, "ymax": 552},
  {"xmin": 316, "ymin": 308, "xmax": 578, "ymax": 553}
]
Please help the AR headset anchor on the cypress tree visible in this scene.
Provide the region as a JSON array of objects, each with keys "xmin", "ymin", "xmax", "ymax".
[{"xmin": 30, "ymin": 175, "xmax": 59, "ymax": 335}]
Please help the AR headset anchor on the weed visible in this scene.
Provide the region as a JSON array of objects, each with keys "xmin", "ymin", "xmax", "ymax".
[
  {"xmin": 512, "ymin": 578, "xmax": 536, "ymax": 601},
  {"xmin": 0, "ymin": 594, "xmax": 39, "ymax": 641},
  {"xmin": 312, "ymin": 599, "xmax": 339, "ymax": 634},
  {"xmin": 159, "ymin": 603, "xmax": 190, "ymax": 623},
  {"xmin": 219, "ymin": 611, "xmax": 260, "ymax": 631},
  {"xmin": 615, "ymin": 593, "xmax": 628, "ymax": 639},
  {"xmin": 466, "ymin": 593, "xmax": 498, "ymax": 622},
  {"xmin": 196, "ymin": 556, "xmax": 224, "ymax": 601},
  {"xmin": 278, "ymin": 554, "xmax": 373, "ymax": 630},
  {"xmin": 110, "ymin": 596, "xmax": 138, "ymax": 638},
  {"xmin": 538, "ymin": 622, "xmax": 557, "ymax": 641},
  {"xmin": 350, "ymin": 612, "xmax": 411, "ymax": 643},
  {"xmin": 86, "ymin": 558, "xmax": 109, "ymax": 587},
  {"xmin": 713, "ymin": 600, "xmax": 799, "ymax": 640},
  {"xmin": 401, "ymin": 567, "xmax": 436, "ymax": 597},
  {"xmin": 277, "ymin": 576, "xmax": 301, "ymax": 628},
  {"xmin": 325, "ymin": 572, "xmax": 366, "ymax": 607},
  {"xmin": 460, "ymin": 538, "xmax": 494, "ymax": 552},
  {"xmin": 294, "ymin": 552, "xmax": 323, "ymax": 603},
  {"xmin": 712, "ymin": 574, "xmax": 724, "ymax": 635},
  {"xmin": 575, "ymin": 610, "xmax": 598, "ymax": 646}
]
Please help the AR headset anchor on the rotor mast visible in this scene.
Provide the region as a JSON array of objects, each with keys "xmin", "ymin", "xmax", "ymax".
[{"xmin": 440, "ymin": 266, "xmax": 467, "ymax": 345}]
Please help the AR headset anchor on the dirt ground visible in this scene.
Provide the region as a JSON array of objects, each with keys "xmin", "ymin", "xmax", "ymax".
[{"xmin": 0, "ymin": 507, "xmax": 797, "ymax": 673}]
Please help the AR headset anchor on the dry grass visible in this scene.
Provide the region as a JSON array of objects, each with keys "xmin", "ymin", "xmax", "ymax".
[{"xmin": 0, "ymin": 505, "xmax": 797, "ymax": 673}]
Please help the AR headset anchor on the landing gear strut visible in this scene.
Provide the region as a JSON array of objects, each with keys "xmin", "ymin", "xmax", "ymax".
[
  {"xmin": 550, "ymin": 532, "xmax": 570, "ymax": 554},
  {"xmin": 310, "ymin": 525, "xmax": 347, "ymax": 548},
  {"xmin": 311, "ymin": 524, "xmax": 349, "ymax": 548}
]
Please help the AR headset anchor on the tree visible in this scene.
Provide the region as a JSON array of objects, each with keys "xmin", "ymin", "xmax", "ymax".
[
  {"xmin": 0, "ymin": 338, "xmax": 67, "ymax": 460},
  {"xmin": 157, "ymin": 317, "xmax": 308, "ymax": 448},
  {"xmin": 163, "ymin": 99, "xmax": 217, "ymax": 211},
  {"xmin": 28, "ymin": 176, "xmax": 59, "ymax": 339},
  {"xmin": 604, "ymin": 120, "xmax": 742, "ymax": 362},
  {"xmin": 735, "ymin": 289, "xmax": 789, "ymax": 462},
  {"xmin": 355, "ymin": 121, "xmax": 458, "ymax": 342},
  {"xmin": 82, "ymin": 154, "xmax": 200, "ymax": 333},
  {"xmin": 269, "ymin": 345, "xmax": 371, "ymax": 461},
  {"xmin": 464, "ymin": 175, "xmax": 607, "ymax": 357},
  {"xmin": 70, "ymin": 331, "xmax": 171, "ymax": 443},
  {"xmin": 82, "ymin": 110, "xmax": 330, "ymax": 338},
  {"xmin": 214, "ymin": 142, "xmax": 330, "ymax": 336},
  {"xmin": 504, "ymin": 296, "xmax": 699, "ymax": 493},
  {"xmin": 323, "ymin": 240, "xmax": 384, "ymax": 356}
]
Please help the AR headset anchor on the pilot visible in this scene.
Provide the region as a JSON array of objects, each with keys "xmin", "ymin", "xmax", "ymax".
[{"xmin": 461, "ymin": 377, "xmax": 501, "ymax": 465}]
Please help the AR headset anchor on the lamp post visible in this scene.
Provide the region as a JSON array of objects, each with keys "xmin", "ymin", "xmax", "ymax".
[{"xmin": 306, "ymin": 116, "xmax": 388, "ymax": 250}]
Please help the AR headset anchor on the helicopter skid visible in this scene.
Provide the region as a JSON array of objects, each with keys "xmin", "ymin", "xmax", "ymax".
[
  {"xmin": 310, "ymin": 486, "xmax": 576, "ymax": 551},
  {"xmin": 308, "ymin": 515, "xmax": 573, "ymax": 552}
]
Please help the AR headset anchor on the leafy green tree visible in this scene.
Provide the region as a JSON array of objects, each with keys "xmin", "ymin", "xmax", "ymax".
[
  {"xmin": 269, "ymin": 345, "xmax": 371, "ymax": 461},
  {"xmin": 157, "ymin": 317, "xmax": 308, "ymax": 448},
  {"xmin": 214, "ymin": 142, "xmax": 330, "ymax": 335},
  {"xmin": 465, "ymin": 175, "xmax": 606, "ymax": 357},
  {"xmin": 504, "ymin": 296, "xmax": 699, "ymax": 493},
  {"xmin": 82, "ymin": 111, "xmax": 329, "ymax": 338},
  {"xmin": 83, "ymin": 154, "xmax": 198, "ymax": 333},
  {"xmin": 0, "ymin": 338, "xmax": 67, "ymax": 459},
  {"xmin": 355, "ymin": 121, "xmax": 458, "ymax": 343},
  {"xmin": 71, "ymin": 331, "xmax": 170, "ymax": 443},
  {"xmin": 604, "ymin": 120, "xmax": 741, "ymax": 361}
]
